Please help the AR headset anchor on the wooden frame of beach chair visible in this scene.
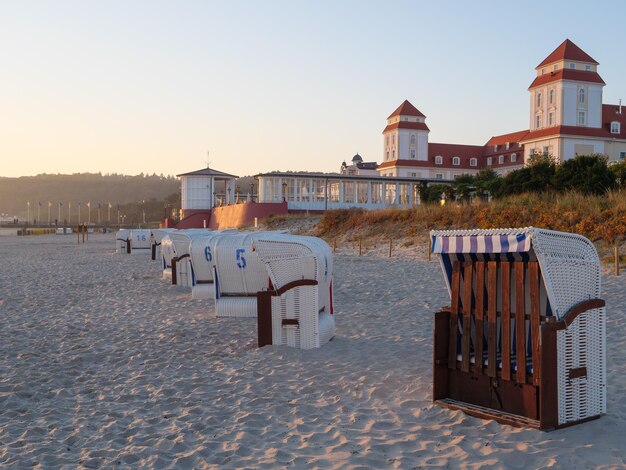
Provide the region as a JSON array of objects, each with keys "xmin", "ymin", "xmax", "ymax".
[
  {"xmin": 254, "ymin": 235, "xmax": 335, "ymax": 349},
  {"xmin": 431, "ymin": 228, "xmax": 606, "ymax": 430}
]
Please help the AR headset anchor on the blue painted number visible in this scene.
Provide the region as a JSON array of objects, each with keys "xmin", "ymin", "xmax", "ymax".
[
  {"xmin": 236, "ymin": 248, "xmax": 246, "ymax": 269},
  {"xmin": 137, "ymin": 234, "xmax": 146, "ymax": 242},
  {"xmin": 204, "ymin": 245, "xmax": 213, "ymax": 262}
]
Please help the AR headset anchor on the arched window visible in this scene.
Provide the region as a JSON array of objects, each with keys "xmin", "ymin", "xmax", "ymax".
[
  {"xmin": 549, "ymin": 89, "xmax": 554, "ymax": 105},
  {"xmin": 487, "ymin": 157, "xmax": 492, "ymax": 166},
  {"xmin": 452, "ymin": 156, "xmax": 460, "ymax": 165},
  {"xmin": 537, "ymin": 92, "xmax": 542, "ymax": 107},
  {"xmin": 499, "ymin": 155, "xmax": 504, "ymax": 164},
  {"xmin": 470, "ymin": 158, "xmax": 477, "ymax": 167},
  {"xmin": 435, "ymin": 156, "xmax": 443, "ymax": 165},
  {"xmin": 392, "ymin": 149, "xmax": 395, "ymax": 159},
  {"xmin": 579, "ymin": 88, "xmax": 585, "ymax": 103},
  {"xmin": 410, "ymin": 134, "xmax": 416, "ymax": 145},
  {"xmin": 511, "ymin": 153, "xmax": 517, "ymax": 162},
  {"xmin": 611, "ymin": 122, "xmax": 621, "ymax": 134}
]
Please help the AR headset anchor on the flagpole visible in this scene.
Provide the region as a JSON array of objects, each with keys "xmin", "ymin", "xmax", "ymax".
[
  {"xmin": 37, "ymin": 201, "xmax": 41, "ymax": 225},
  {"xmin": 27, "ymin": 201, "xmax": 30, "ymax": 225},
  {"xmin": 68, "ymin": 202, "xmax": 71, "ymax": 225},
  {"xmin": 48, "ymin": 201, "xmax": 51, "ymax": 225}
]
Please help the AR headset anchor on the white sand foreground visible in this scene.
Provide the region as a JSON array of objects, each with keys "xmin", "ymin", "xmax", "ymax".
[{"xmin": 0, "ymin": 233, "xmax": 625, "ymax": 469}]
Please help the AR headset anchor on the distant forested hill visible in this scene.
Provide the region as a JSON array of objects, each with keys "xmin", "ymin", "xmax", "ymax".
[{"xmin": 0, "ymin": 173, "xmax": 180, "ymax": 219}]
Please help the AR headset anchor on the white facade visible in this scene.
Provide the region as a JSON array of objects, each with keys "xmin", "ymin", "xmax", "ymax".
[{"xmin": 181, "ymin": 175, "xmax": 213, "ymax": 210}]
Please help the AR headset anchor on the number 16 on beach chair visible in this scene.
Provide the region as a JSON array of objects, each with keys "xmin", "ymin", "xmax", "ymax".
[{"xmin": 431, "ymin": 228, "xmax": 606, "ymax": 430}]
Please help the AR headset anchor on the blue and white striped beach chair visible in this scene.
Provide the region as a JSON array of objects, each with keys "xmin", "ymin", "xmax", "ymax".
[{"xmin": 431, "ymin": 227, "xmax": 606, "ymax": 430}]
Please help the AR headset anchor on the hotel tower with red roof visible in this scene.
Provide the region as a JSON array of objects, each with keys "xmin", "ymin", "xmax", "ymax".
[{"xmin": 376, "ymin": 39, "xmax": 626, "ymax": 181}]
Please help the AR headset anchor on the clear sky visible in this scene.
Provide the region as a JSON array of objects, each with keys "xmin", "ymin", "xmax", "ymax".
[{"xmin": 2, "ymin": 0, "xmax": 626, "ymax": 178}]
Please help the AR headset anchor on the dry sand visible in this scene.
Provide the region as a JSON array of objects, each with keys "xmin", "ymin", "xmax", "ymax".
[{"xmin": 0, "ymin": 233, "xmax": 625, "ymax": 468}]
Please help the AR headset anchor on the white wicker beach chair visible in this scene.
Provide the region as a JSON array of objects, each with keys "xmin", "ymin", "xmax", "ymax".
[
  {"xmin": 159, "ymin": 230, "xmax": 210, "ymax": 285},
  {"xmin": 116, "ymin": 229, "xmax": 131, "ymax": 254},
  {"xmin": 150, "ymin": 228, "xmax": 178, "ymax": 261},
  {"xmin": 188, "ymin": 229, "xmax": 238, "ymax": 299},
  {"xmin": 128, "ymin": 229, "xmax": 152, "ymax": 254},
  {"xmin": 253, "ymin": 234, "xmax": 334, "ymax": 349},
  {"xmin": 211, "ymin": 232, "xmax": 289, "ymax": 317},
  {"xmin": 430, "ymin": 227, "xmax": 606, "ymax": 430}
]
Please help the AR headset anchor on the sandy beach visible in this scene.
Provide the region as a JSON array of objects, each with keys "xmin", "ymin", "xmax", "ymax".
[{"xmin": 1, "ymin": 232, "xmax": 625, "ymax": 468}]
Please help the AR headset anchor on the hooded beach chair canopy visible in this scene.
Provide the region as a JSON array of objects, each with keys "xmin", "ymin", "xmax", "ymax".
[{"xmin": 431, "ymin": 227, "xmax": 601, "ymax": 321}]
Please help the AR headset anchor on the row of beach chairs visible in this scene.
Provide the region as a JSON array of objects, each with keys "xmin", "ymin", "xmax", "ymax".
[
  {"xmin": 116, "ymin": 228, "xmax": 335, "ymax": 350},
  {"xmin": 117, "ymin": 225, "xmax": 606, "ymax": 430}
]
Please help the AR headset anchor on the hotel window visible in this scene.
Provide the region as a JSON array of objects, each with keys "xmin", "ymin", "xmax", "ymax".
[
  {"xmin": 505, "ymin": 142, "xmax": 510, "ymax": 150},
  {"xmin": 436, "ymin": 173, "xmax": 443, "ymax": 180},
  {"xmin": 487, "ymin": 157, "xmax": 492, "ymax": 166},
  {"xmin": 392, "ymin": 149, "xmax": 395, "ymax": 159},
  {"xmin": 621, "ymin": 152, "xmax": 626, "ymax": 160},
  {"xmin": 452, "ymin": 156, "xmax": 460, "ymax": 165},
  {"xmin": 410, "ymin": 134, "xmax": 416, "ymax": 145},
  {"xmin": 543, "ymin": 146, "xmax": 549, "ymax": 155},
  {"xmin": 541, "ymin": 68, "xmax": 545, "ymax": 75},
  {"xmin": 410, "ymin": 172, "xmax": 417, "ymax": 177},
  {"xmin": 385, "ymin": 136, "xmax": 389, "ymax": 145},
  {"xmin": 470, "ymin": 158, "xmax": 477, "ymax": 167},
  {"xmin": 549, "ymin": 89, "xmax": 554, "ymax": 104},
  {"xmin": 578, "ymin": 111, "xmax": 586, "ymax": 126},
  {"xmin": 435, "ymin": 155, "xmax": 443, "ymax": 165},
  {"xmin": 392, "ymin": 134, "xmax": 395, "ymax": 144},
  {"xmin": 548, "ymin": 112, "xmax": 554, "ymax": 126},
  {"xmin": 511, "ymin": 153, "xmax": 517, "ymax": 162},
  {"xmin": 570, "ymin": 63, "xmax": 576, "ymax": 69},
  {"xmin": 553, "ymin": 64, "xmax": 559, "ymax": 71},
  {"xmin": 386, "ymin": 151, "xmax": 389, "ymax": 160},
  {"xmin": 585, "ymin": 65, "xmax": 591, "ymax": 71},
  {"xmin": 410, "ymin": 149, "xmax": 416, "ymax": 158},
  {"xmin": 579, "ymin": 88, "xmax": 585, "ymax": 103},
  {"xmin": 498, "ymin": 155, "xmax": 504, "ymax": 164},
  {"xmin": 536, "ymin": 114, "xmax": 542, "ymax": 128},
  {"xmin": 536, "ymin": 92, "xmax": 541, "ymax": 107},
  {"xmin": 611, "ymin": 122, "xmax": 621, "ymax": 134},
  {"xmin": 493, "ymin": 145, "xmax": 498, "ymax": 151}
]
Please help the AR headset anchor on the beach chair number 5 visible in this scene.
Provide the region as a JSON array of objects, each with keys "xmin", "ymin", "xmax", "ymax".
[
  {"xmin": 204, "ymin": 246, "xmax": 213, "ymax": 262},
  {"xmin": 236, "ymin": 248, "xmax": 246, "ymax": 269}
]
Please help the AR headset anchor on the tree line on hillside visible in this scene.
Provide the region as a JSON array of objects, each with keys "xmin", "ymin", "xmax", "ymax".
[{"xmin": 420, "ymin": 153, "xmax": 623, "ymax": 203}]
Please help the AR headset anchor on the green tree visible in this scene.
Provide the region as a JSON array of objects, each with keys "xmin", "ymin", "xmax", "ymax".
[
  {"xmin": 452, "ymin": 174, "xmax": 475, "ymax": 202},
  {"xmin": 552, "ymin": 154, "xmax": 616, "ymax": 194},
  {"xmin": 609, "ymin": 161, "xmax": 626, "ymax": 189}
]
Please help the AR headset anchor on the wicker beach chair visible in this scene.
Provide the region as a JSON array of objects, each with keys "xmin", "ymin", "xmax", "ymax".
[
  {"xmin": 253, "ymin": 234, "xmax": 335, "ymax": 349},
  {"xmin": 128, "ymin": 229, "xmax": 152, "ymax": 255},
  {"xmin": 431, "ymin": 227, "xmax": 606, "ymax": 430},
  {"xmin": 211, "ymin": 232, "xmax": 278, "ymax": 317},
  {"xmin": 188, "ymin": 229, "xmax": 238, "ymax": 299},
  {"xmin": 150, "ymin": 228, "xmax": 177, "ymax": 261},
  {"xmin": 160, "ymin": 230, "xmax": 211, "ymax": 285}
]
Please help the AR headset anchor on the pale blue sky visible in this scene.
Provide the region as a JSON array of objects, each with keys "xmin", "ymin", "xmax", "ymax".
[{"xmin": 2, "ymin": 0, "xmax": 626, "ymax": 178}]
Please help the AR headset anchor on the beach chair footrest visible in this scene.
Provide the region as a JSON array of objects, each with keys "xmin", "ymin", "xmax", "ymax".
[{"xmin": 435, "ymin": 398, "xmax": 541, "ymax": 429}]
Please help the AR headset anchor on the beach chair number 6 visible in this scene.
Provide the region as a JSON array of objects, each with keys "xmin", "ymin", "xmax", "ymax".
[
  {"xmin": 236, "ymin": 248, "xmax": 246, "ymax": 269},
  {"xmin": 204, "ymin": 246, "xmax": 213, "ymax": 262}
]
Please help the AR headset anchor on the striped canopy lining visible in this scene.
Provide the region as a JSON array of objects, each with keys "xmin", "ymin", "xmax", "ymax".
[{"xmin": 432, "ymin": 233, "xmax": 553, "ymax": 318}]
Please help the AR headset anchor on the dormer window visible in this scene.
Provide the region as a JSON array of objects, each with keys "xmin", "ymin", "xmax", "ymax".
[
  {"xmin": 435, "ymin": 156, "xmax": 443, "ymax": 165},
  {"xmin": 570, "ymin": 63, "xmax": 576, "ymax": 69},
  {"xmin": 553, "ymin": 64, "xmax": 558, "ymax": 71},
  {"xmin": 403, "ymin": 117, "xmax": 408, "ymax": 121},
  {"xmin": 611, "ymin": 121, "xmax": 621, "ymax": 134},
  {"xmin": 493, "ymin": 145, "xmax": 498, "ymax": 151},
  {"xmin": 585, "ymin": 65, "xmax": 591, "ymax": 71},
  {"xmin": 452, "ymin": 157, "xmax": 460, "ymax": 166},
  {"xmin": 505, "ymin": 142, "xmax": 510, "ymax": 150},
  {"xmin": 470, "ymin": 158, "xmax": 477, "ymax": 167}
]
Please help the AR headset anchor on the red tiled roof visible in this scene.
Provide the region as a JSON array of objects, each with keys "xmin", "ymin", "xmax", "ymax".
[
  {"xmin": 537, "ymin": 39, "xmax": 598, "ymax": 68},
  {"xmin": 383, "ymin": 121, "xmax": 430, "ymax": 133},
  {"xmin": 387, "ymin": 100, "xmax": 425, "ymax": 119},
  {"xmin": 529, "ymin": 69, "xmax": 605, "ymax": 89},
  {"xmin": 485, "ymin": 130, "xmax": 529, "ymax": 147},
  {"xmin": 377, "ymin": 160, "xmax": 434, "ymax": 170}
]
